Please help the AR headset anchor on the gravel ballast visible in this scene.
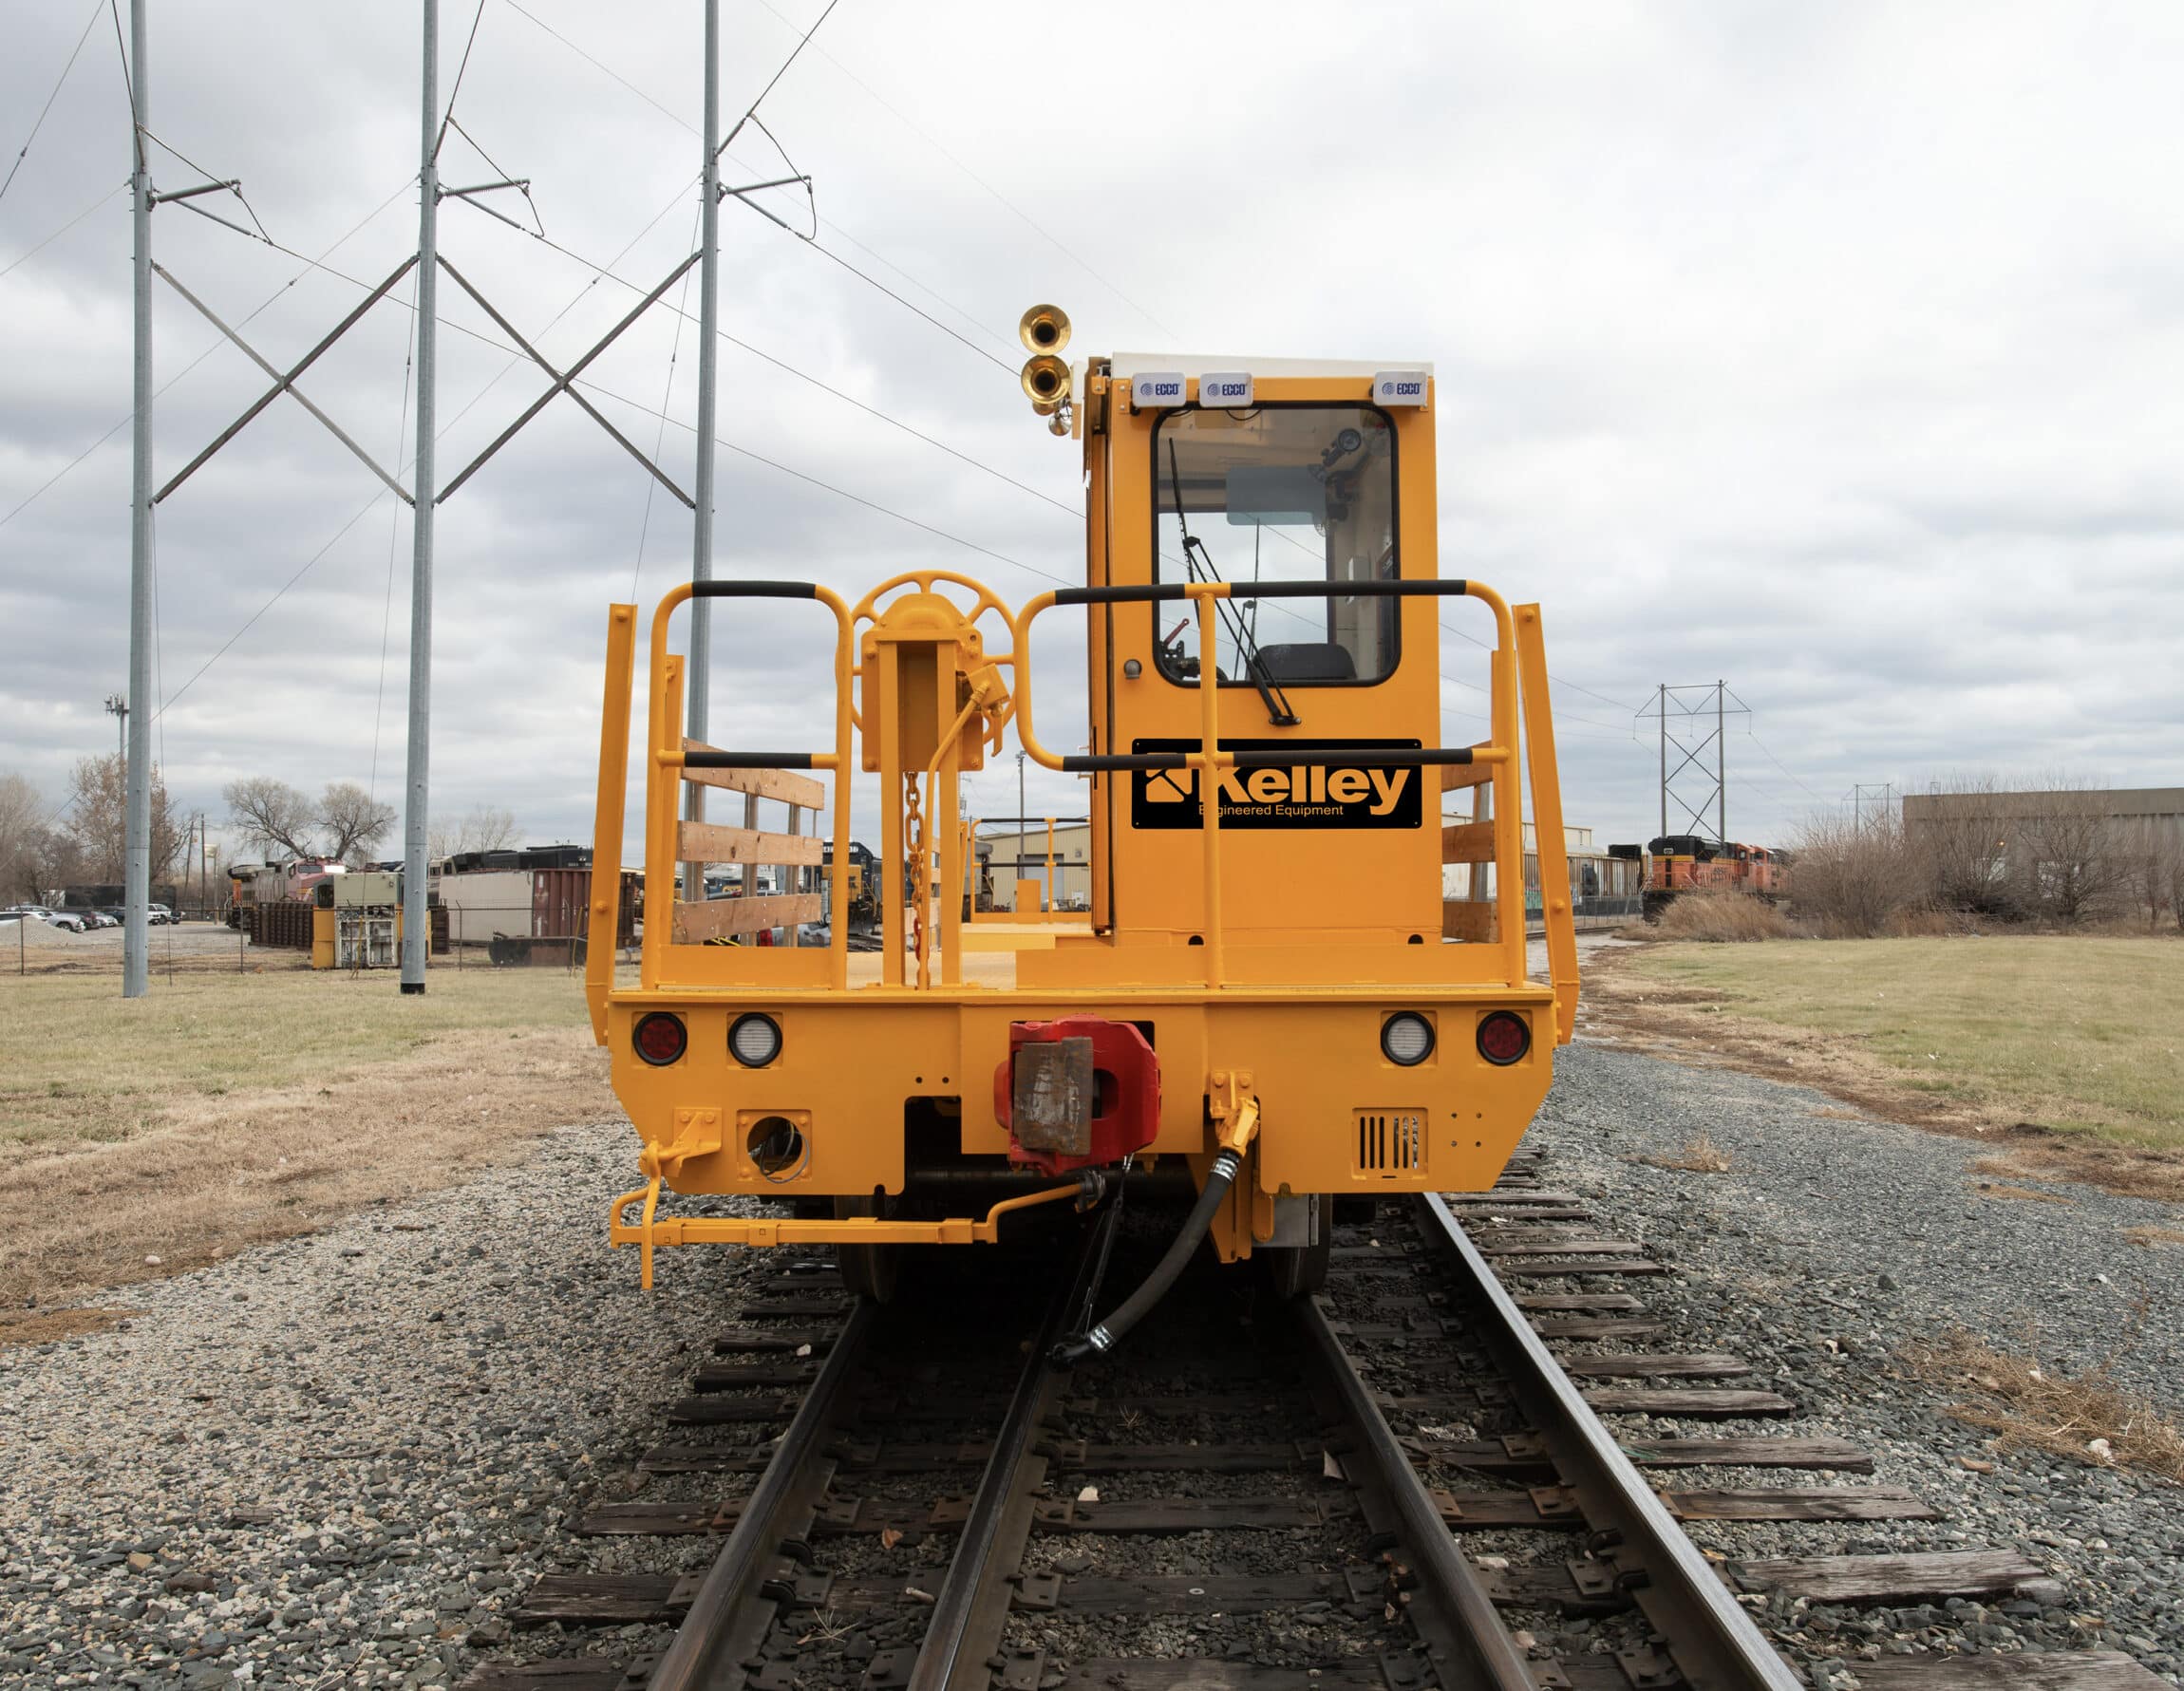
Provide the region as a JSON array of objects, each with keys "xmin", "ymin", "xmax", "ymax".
[
  {"xmin": 1536, "ymin": 1040, "xmax": 2184, "ymax": 1686},
  {"xmin": 5, "ymin": 1030, "xmax": 2182, "ymax": 1688},
  {"xmin": 0, "ymin": 1123, "xmax": 758, "ymax": 1689}
]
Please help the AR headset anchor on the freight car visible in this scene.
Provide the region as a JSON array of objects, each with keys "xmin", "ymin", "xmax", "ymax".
[{"xmin": 583, "ymin": 310, "xmax": 1581, "ymax": 1355}]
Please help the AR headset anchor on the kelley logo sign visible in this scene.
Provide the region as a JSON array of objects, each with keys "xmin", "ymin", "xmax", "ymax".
[{"xmin": 1129, "ymin": 739, "xmax": 1425, "ymax": 830}]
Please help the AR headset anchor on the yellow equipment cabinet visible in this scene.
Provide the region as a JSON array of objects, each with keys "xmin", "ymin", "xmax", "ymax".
[{"xmin": 588, "ymin": 314, "xmax": 1580, "ymax": 1313}]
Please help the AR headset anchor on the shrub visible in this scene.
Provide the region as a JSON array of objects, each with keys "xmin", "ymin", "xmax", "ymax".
[
  {"xmin": 1654, "ymin": 888, "xmax": 1794, "ymax": 943},
  {"xmin": 1791, "ymin": 810, "xmax": 1925, "ymax": 937}
]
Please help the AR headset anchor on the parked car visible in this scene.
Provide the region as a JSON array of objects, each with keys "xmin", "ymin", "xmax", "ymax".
[
  {"xmin": 97, "ymin": 907, "xmax": 128, "ymax": 926},
  {"xmin": 18, "ymin": 906, "xmax": 85, "ymax": 932},
  {"xmin": 72, "ymin": 909, "xmax": 113, "ymax": 930},
  {"xmin": 150, "ymin": 903, "xmax": 178, "ymax": 924}
]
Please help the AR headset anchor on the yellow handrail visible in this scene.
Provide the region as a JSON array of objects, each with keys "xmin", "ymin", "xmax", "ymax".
[
  {"xmin": 632, "ymin": 580, "xmax": 858, "ymax": 989},
  {"xmin": 1009, "ymin": 577, "xmax": 1527, "ymax": 984}
]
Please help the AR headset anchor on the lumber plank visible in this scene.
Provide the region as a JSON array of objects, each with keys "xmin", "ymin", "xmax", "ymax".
[
  {"xmin": 1476, "ymin": 1239, "xmax": 1651, "ymax": 1257},
  {"xmin": 1584, "ymin": 1387, "xmax": 1797, "ymax": 1417},
  {"xmin": 1665, "ymin": 1485, "xmax": 1940, "ymax": 1522},
  {"xmin": 1441, "ymin": 760, "xmax": 1495, "ymax": 791},
  {"xmin": 1728, "ymin": 1549, "xmax": 2045, "ymax": 1604},
  {"xmin": 1560, "ymin": 1352, "xmax": 1750, "ymax": 1379},
  {"xmin": 1442, "ymin": 900, "xmax": 1496, "ymax": 943},
  {"xmin": 1057, "ymin": 1665, "xmax": 1384, "ymax": 1691},
  {"xmin": 460, "ymin": 1663, "xmax": 631, "ymax": 1691},
  {"xmin": 513, "ymin": 1572, "xmax": 694, "ymax": 1625},
  {"xmin": 676, "ymin": 820, "xmax": 823, "ymax": 866},
  {"xmin": 1532, "ymin": 1318, "xmax": 1666, "ymax": 1340},
  {"xmin": 1851, "ymin": 1655, "xmax": 2168, "ymax": 1691},
  {"xmin": 679, "ymin": 740, "xmax": 826, "ymax": 809},
  {"xmin": 1617, "ymin": 1437, "xmax": 1873, "ymax": 1472},
  {"xmin": 1441, "ymin": 819, "xmax": 1497, "ymax": 864},
  {"xmin": 671, "ymin": 893, "xmax": 821, "ymax": 943}
]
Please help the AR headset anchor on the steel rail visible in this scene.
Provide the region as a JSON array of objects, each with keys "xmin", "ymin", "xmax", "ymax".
[
  {"xmin": 1294, "ymin": 1291, "xmax": 1538, "ymax": 1691},
  {"xmin": 646, "ymin": 1295, "xmax": 879, "ymax": 1691},
  {"xmin": 1415, "ymin": 1193, "xmax": 1806, "ymax": 1691},
  {"xmin": 907, "ymin": 1217, "xmax": 1109, "ymax": 1691}
]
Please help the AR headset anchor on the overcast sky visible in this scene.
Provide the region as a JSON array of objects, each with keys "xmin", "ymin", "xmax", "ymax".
[{"xmin": 4, "ymin": 1, "xmax": 2181, "ymax": 868}]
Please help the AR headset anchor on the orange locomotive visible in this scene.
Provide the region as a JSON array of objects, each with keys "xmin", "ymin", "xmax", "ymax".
[{"xmin": 1637, "ymin": 836, "xmax": 1791, "ymax": 921}]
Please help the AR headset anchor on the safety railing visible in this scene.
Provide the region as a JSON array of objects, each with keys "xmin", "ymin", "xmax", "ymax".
[
  {"xmin": 1010, "ymin": 577, "xmax": 1532, "ymax": 990},
  {"xmin": 586, "ymin": 581, "xmax": 857, "ymax": 1031}
]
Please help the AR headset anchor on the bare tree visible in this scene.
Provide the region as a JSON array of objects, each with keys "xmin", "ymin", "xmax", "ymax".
[
  {"xmin": 1909, "ymin": 775, "xmax": 2018, "ymax": 916},
  {"xmin": 225, "ymin": 777, "xmax": 320, "ymax": 859},
  {"xmin": 2113, "ymin": 816, "xmax": 2181, "ymax": 931},
  {"xmin": 2011, "ymin": 777, "xmax": 2124, "ymax": 925},
  {"xmin": 429, "ymin": 803, "xmax": 519, "ymax": 861},
  {"xmin": 61, "ymin": 755, "xmax": 185, "ymax": 884},
  {"xmin": 319, "ymin": 781, "xmax": 397, "ymax": 864},
  {"xmin": 0, "ymin": 772, "xmax": 45, "ymax": 902},
  {"xmin": 1793, "ymin": 806, "xmax": 1923, "ymax": 936}
]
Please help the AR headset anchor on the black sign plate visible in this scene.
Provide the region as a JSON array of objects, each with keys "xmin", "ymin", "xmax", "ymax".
[{"xmin": 1129, "ymin": 739, "xmax": 1425, "ymax": 830}]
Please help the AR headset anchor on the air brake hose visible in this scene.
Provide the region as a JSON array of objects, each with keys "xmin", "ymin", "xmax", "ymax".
[{"xmin": 1047, "ymin": 1149, "xmax": 1242, "ymax": 1367}]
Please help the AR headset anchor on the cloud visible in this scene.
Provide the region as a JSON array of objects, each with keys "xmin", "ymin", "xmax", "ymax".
[{"xmin": 2, "ymin": 0, "xmax": 2179, "ymax": 872}]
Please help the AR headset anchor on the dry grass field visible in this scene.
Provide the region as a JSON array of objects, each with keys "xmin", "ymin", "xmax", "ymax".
[
  {"xmin": 1587, "ymin": 934, "xmax": 2184, "ymax": 1198},
  {"xmin": 0, "ymin": 965, "xmax": 617, "ymax": 1343}
]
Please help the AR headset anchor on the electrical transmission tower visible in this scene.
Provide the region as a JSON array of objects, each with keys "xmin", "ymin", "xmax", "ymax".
[
  {"xmin": 1852, "ymin": 782, "xmax": 1898, "ymax": 834},
  {"xmin": 1637, "ymin": 683, "xmax": 1750, "ymax": 843},
  {"xmin": 118, "ymin": 0, "xmax": 816, "ymax": 993}
]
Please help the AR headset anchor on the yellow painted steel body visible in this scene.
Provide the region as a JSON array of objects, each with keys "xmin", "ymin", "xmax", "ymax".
[{"xmin": 587, "ymin": 361, "xmax": 1580, "ymax": 1284}]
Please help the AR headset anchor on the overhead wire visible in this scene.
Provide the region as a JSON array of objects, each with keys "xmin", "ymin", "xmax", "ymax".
[
  {"xmin": 496, "ymin": 0, "xmax": 1013, "ymax": 359},
  {"xmin": 0, "ymin": 177, "xmax": 417, "ymax": 531},
  {"xmin": 0, "ymin": 0, "xmax": 104, "ymax": 205},
  {"xmin": 632, "ymin": 205, "xmax": 704, "ymax": 603},
  {"xmin": 0, "ymin": 180, "xmax": 126, "ymax": 283},
  {"xmin": 748, "ymin": 0, "xmax": 1178, "ymax": 341}
]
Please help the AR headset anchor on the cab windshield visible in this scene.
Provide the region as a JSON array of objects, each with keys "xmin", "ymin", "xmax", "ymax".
[{"xmin": 1153, "ymin": 404, "xmax": 1398, "ymax": 691}]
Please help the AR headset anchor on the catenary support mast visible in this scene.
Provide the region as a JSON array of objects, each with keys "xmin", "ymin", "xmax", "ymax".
[
  {"xmin": 400, "ymin": 0, "xmax": 441, "ymax": 993},
  {"xmin": 682, "ymin": 0, "xmax": 723, "ymax": 906},
  {"xmin": 122, "ymin": 0, "xmax": 154, "ymax": 999}
]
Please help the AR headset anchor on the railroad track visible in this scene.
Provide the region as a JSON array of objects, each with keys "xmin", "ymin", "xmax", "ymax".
[{"xmin": 463, "ymin": 1157, "xmax": 2165, "ymax": 1691}]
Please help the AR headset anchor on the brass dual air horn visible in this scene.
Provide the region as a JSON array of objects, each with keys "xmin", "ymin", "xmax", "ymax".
[{"xmin": 1018, "ymin": 304, "xmax": 1072, "ymax": 434}]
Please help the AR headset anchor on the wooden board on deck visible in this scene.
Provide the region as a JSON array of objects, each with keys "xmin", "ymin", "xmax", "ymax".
[
  {"xmin": 1441, "ymin": 760, "xmax": 1494, "ymax": 791},
  {"xmin": 1441, "ymin": 820, "xmax": 1497, "ymax": 864},
  {"xmin": 679, "ymin": 740, "xmax": 826, "ymax": 809},
  {"xmin": 672, "ymin": 893, "xmax": 821, "ymax": 942},
  {"xmin": 676, "ymin": 820, "xmax": 823, "ymax": 865},
  {"xmin": 1443, "ymin": 900, "xmax": 1496, "ymax": 943}
]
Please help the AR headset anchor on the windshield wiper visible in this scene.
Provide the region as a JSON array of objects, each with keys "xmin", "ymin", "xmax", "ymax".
[{"xmin": 1167, "ymin": 441, "xmax": 1297, "ymax": 726}]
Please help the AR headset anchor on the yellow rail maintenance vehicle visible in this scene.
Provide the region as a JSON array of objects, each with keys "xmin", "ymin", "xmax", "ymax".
[{"xmin": 585, "ymin": 307, "xmax": 1580, "ymax": 1356}]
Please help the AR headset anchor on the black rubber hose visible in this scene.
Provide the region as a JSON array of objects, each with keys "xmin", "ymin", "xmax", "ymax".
[{"xmin": 1048, "ymin": 1149, "xmax": 1242, "ymax": 1367}]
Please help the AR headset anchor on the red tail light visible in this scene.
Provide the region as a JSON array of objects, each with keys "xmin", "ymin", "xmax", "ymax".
[
  {"xmin": 1477, "ymin": 1010, "xmax": 1531, "ymax": 1066},
  {"xmin": 633, "ymin": 1011, "xmax": 688, "ymax": 1066}
]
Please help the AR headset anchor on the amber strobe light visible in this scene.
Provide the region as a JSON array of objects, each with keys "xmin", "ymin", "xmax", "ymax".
[
  {"xmin": 1381, "ymin": 1012, "xmax": 1435, "ymax": 1066},
  {"xmin": 632, "ymin": 1012, "xmax": 688, "ymax": 1066},
  {"xmin": 729, "ymin": 1012, "xmax": 783, "ymax": 1068},
  {"xmin": 1477, "ymin": 1010, "xmax": 1531, "ymax": 1066}
]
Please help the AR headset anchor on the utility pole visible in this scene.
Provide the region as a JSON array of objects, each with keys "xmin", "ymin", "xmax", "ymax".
[
  {"xmin": 1716, "ymin": 678, "xmax": 1726, "ymax": 844},
  {"xmin": 400, "ymin": 0, "xmax": 440, "ymax": 995},
  {"xmin": 1655, "ymin": 683, "xmax": 1665, "ymax": 840},
  {"xmin": 105, "ymin": 693, "xmax": 129, "ymax": 761},
  {"xmin": 122, "ymin": 0, "xmax": 154, "ymax": 1001},
  {"xmin": 682, "ymin": 0, "xmax": 722, "ymax": 904}
]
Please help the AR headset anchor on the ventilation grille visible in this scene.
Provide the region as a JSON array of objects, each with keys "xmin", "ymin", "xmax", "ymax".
[{"xmin": 1354, "ymin": 1110, "xmax": 1426, "ymax": 1178}]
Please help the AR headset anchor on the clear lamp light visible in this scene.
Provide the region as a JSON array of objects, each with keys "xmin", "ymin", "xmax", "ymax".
[
  {"xmin": 1381, "ymin": 1012, "xmax": 1434, "ymax": 1066},
  {"xmin": 730, "ymin": 1013, "xmax": 782, "ymax": 1068}
]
